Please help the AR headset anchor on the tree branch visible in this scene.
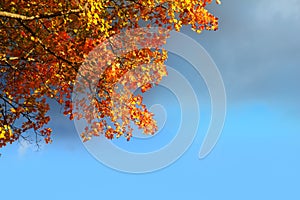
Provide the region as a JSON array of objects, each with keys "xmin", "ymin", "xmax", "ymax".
[{"xmin": 0, "ymin": 9, "xmax": 82, "ymax": 21}]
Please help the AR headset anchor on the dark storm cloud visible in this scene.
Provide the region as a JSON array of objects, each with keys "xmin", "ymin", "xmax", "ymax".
[{"xmin": 185, "ymin": 0, "xmax": 300, "ymax": 110}]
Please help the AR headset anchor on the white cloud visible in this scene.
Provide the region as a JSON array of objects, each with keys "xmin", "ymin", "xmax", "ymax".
[{"xmin": 18, "ymin": 139, "xmax": 32, "ymax": 157}]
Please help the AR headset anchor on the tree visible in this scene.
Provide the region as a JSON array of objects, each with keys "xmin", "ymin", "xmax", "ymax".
[{"xmin": 0, "ymin": 0, "xmax": 219, "ymax": 149}]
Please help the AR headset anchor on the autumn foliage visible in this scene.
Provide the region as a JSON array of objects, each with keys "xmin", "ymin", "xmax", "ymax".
[{"xmin": 0, "ymin": 0, "xmax": 219, "ymax": 148}]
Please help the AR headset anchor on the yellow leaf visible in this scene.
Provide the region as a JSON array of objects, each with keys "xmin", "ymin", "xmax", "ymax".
[{"xmin": 0, "ymin": 125, "xmax": 13, "ymax": 139}]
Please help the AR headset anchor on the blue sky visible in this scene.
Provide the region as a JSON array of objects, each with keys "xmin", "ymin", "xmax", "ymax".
[{"xmin": 1, "ymin": 1, "xmax": 300, "ymax": 199}]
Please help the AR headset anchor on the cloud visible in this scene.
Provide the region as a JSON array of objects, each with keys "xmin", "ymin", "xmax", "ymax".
[
  {"xmin": 256, "ymin": 0, "xmax": 300, "ymax": 21},
  {"xmin": 183, "ymin": 0, "xmax": 300, "ymax": 111},
  {"xmin": 18, "ymin": 139, "xmax": 31, "ymax": 157}
]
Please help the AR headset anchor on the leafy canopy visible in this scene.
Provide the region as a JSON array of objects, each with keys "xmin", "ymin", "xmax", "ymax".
[{"xmin": 0, "ymin": 0, "xmax": 219, "ymax": 148}]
